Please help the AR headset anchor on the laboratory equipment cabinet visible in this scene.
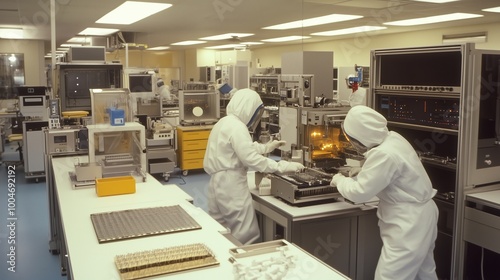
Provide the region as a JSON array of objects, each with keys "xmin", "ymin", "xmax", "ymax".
[
  {"xmin": 370, "ymin": 43, "xmax": 500, "ymax": 279},
  {"xmin": 176, "ymin": 125, "xmax": 212, "ymax": 175},
  {"xmin": 23, "ymin": 120, "xmax": 48, "ymax": 180}
]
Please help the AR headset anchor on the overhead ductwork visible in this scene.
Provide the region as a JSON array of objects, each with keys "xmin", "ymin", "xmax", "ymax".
[{"xmin": 107, "ymin": 32, "xmax": 148, "ymax": 52}]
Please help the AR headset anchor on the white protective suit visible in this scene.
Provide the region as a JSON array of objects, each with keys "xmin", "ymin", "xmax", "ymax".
[
  {"xmin": 157, "ymin": 79, "xmax": 177, "ymax": 101},
  {"xmin": 330, "ymin": 105, "xmax": 438, "ymax": 280},
  {"xmin": 204, "ymin": 88, "xmax": 304, "ymax": 245},
  {"xmin": 349, "ymin": 87, "xmax": 367, "ymax": 107}
]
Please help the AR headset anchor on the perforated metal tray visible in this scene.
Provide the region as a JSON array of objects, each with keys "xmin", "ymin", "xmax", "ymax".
[{"xmin": 90, "ymin": 205, "xmax": 201, "ymax": 243}]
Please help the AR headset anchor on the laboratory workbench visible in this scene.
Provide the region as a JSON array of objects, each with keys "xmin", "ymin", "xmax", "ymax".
[
  {"xmin": 248, "ymin": 172, "xmax": 382, "ymax": 279},
  {"xmin": 51, "ymin": 156, "xmax": 350, "ymax": 280}
]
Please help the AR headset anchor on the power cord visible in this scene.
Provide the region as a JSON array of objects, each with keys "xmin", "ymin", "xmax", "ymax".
[{"xmin": 481, "ymin": 247, "xmax": 485, "ymax": 280}]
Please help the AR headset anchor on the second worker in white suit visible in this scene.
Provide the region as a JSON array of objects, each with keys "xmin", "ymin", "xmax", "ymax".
[
  {"xmin": 330, "ymin": 105, "xmax": 439, "ymax": 280},
  {"xmin": 204, "ymin": 88, "xmax": 304, "ymax": 245}
]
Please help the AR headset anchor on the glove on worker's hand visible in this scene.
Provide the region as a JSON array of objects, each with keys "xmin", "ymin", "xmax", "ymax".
[
  {"xmin": 277, "ymin": 161, "xmax": 305, "ymax": 173},
  {"xmin": 265, "ymin": 140, "xmax": 286, "ymax": 154},
  {"xmin": 330, "ymin": 173, "xmax": 346, "ymax": 187}
]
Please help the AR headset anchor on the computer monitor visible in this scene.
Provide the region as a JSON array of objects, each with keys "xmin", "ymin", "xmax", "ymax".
[{"xmin": 128, "ymin": 74, "xmax": 153, "ymax": 93}]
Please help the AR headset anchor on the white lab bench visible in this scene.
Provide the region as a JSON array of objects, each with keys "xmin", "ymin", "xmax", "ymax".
[
  {"xmin": 248, "ymin": 173, "xmax": 382, "ymax": 279},
  {"xmin": 51, "ymin": 156, "xmax": 350, "ymax": 280}
]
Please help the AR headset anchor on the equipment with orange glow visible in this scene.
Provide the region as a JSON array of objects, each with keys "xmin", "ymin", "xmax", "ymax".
[{"xmin": 299, "ymin": 108, "xmax": 351, "ymax": 171}]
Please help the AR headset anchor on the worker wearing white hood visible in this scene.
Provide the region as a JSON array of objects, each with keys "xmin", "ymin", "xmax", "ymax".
[
  {"xmin": 331, "ymin": 105, "xmax": 438, "ymax": 280},
  {"xmin": 204, "ymin": 88, "xmax": 304, "ymax": 245}
]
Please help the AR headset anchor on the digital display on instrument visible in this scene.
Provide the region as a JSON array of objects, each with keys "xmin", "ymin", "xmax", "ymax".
[
  {"xmin": 376, "ymin": 94, "xmax": 460, "ymax": 130},
  {"xmin": 53, "ymin": 135, "xmax": 67, "ymax": 144},
  {"xmin": 379, "ymin": 51, "xmax": 462, "ymax": 87}
]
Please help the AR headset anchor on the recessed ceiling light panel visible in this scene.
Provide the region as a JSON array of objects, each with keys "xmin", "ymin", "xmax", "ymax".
[
  {"xmin": 312, "ymin": 26, "xmax": 386, "ymax": 36},
  {"xmin": 205, "ymin": 44, "xmax": 246, "ymax": 49},
  {"xmin": 482, "ymin": 6, "xmax": 500, "ymax": 13},
  {"xmin": 384, "ymin": 13, "xmax": 482, "ymax": 26},
  {"xmin": 261, "ymin": 36, "xmax": 310, "ymax": 42},
  {"xmin": 147, "ymin": 46, "xmax": 170, "ymax": 50},
  {"xmin": 263, "ymin": 14, "xmax": 362, "ymax": 30},
  {"xmin": 412, "ymin": 0, "xmax": 459, "ymax": 3},
  {"xmin": 199, "ymin": 33, "xmax": 254, "ymax": 40},
  {"xmin": 171, "ymin": 41, "xmax": 206, "ymax": 46},
  {"xmin": 78, "ymin": 28, "xmax": 119, "ymax": 36},
  {"xmin": 96, "ymin": 1, "xmax": 172, "ymax": 25}
]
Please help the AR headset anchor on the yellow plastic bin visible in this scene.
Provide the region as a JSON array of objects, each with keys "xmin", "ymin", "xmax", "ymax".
[{"xmin": 95, "ymin": 176, "xmax": 136, "ymax": 197}]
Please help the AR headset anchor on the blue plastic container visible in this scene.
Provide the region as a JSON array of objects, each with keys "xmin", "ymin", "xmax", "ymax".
[{"xmin": 109, "ymin": 108, "xmax": 125, "ymax": 126}]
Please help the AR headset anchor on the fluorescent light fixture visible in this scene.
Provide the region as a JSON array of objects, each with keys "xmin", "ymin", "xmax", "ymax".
[
  {"xmin": 442, "ymin": 32, "xmax": 487, "ymax": 44},
  {"xmin": 79, "ymin": 28, "xmax": 119, "ymax": 36},
  {"xmin": 412, "ymin": 0, "xmax": 459, "ymax": 3},
  {"xmin": 384, "ymin": 13, "xmax": 482, "ymax": 26},
  {"xmin": 261, "ymin": 36, "xmax": 310, "ymax": 42},
  {"xmin": 147, "ymin": 46, "xmax": 170, "ymax": 50},
  {"xmin": 0, "ymin": 28, "xmax": 23, "ymax": 39},
  {"xmin": 482, "ymin": 6, "xmax": 500, "ymax": 13},
  {"xmin": 312, "ymin": 26, "xmax": 386, "ymax": 36},
  {"xmin": 205, "ymin": 44, "xmax": 246, "ymax": 49},
  {"xmin": 263, "ymin": 14, "xmax": 362, "ymax": 30},
  {"xmin": 200, "ymin": 33, "xmax": 253, "ymax": 40},
  {"xmin": 96, "ymin": 1, "xmax": 172, "ymax": 25},
  {"xmin": 171, "ymin": 40, "xmax": 206, "ymax": 46}
]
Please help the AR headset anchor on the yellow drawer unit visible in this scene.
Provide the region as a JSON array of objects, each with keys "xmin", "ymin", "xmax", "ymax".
[
  {"xmin": 181, "ymin": 139, "xmax": 208, "ymax": 151},
  {"xmin": 176, "ymin": 125, "xmax": 213, "ymax": 175}
]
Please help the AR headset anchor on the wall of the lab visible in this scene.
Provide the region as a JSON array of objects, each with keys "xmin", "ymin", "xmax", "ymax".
[
  {"xmin": 251, "ymin": 22, "xmax": 500, "ymax": 69},
  {"xmin": 0, "ymin": 39, "xmax": 46, "ymax": 86}
]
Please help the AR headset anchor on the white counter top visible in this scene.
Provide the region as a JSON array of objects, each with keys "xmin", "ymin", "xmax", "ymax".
[
  {"xmin": 466, "ymin": 189, "xmax": 500, "ymax": 209},
  {"xmin": 53, "ymin": 156, "xmax": 349, "ymax": 280},
  {"xmin": 251, "ymin": 189, "xmax": 377, "ymax": 220}
]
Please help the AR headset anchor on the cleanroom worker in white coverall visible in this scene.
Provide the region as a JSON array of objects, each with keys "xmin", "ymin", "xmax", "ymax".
[
  {"xmin": 330, "ymin": 105, "xmax": 439, "ymax": 280},
  {"xmin": 204, "ymin": 88, "xmax": 305, "ymax": 245}
]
